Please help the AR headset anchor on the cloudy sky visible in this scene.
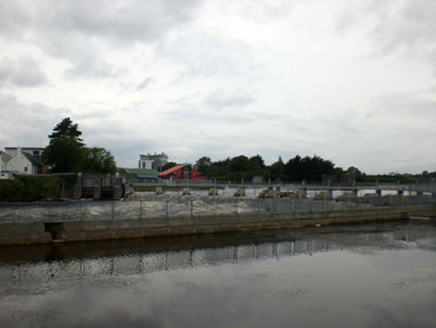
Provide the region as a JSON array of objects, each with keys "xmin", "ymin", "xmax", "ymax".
[{"xmin": 1, "ymin": 0, "xmax": 435, "ymax": 174}]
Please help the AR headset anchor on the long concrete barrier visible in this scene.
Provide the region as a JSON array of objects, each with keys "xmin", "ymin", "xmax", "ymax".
[{"xmin": 1, "ymin": 204, "xmax": 435, "ymax": 245}]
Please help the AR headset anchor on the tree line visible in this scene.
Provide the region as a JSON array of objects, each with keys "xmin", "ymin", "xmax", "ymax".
[
  {"xmin": 193, "ymin": 155, "xmax": 435, "ymax": 184},
  {"xmin": 194, "ymin": 154, "xmax": 337, "ymax": 183}
]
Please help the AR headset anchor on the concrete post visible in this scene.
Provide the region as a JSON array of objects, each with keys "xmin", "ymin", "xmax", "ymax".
[
  {"xmin": 72, "ymin": 174, "xmax": 83, "ymax": 199},
  {"xmin": 93, "ymin": 178, "xmax": 101, "ymax": 200},
  {"xmin": 275, "ymin": 186, "xmax": 280, "ymax": 199}
]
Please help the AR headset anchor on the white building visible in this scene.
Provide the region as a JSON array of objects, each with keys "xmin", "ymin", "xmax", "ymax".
[
  {"xmin": 0, "ymin": 151, "xmax": 11, "ymax": 178},
  {"xmin": 138, "ymin": 152, "xmax": 168, "ymax": 170},
  {"xmin": 2, "ymin": 147, "xmax": 45, "ymax": 175}
]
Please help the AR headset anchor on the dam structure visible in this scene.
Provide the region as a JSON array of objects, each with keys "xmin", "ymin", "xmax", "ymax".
[{"xmin": 0, "ymin": 183, "xmax": 435, "ymax": 245}]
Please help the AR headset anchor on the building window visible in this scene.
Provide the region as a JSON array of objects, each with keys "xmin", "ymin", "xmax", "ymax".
[{"xmin": 24, "ymin": 167, "xmax": 28, "ymax": 172}]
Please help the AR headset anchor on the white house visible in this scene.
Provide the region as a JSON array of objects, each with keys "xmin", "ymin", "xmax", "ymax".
[
  {"xmin": 0, "ymin": 151, "xmax": 12, "ymax": 178},
  {"xmin": 3, "ymin": 147, "xmax": 45, "ymax": 175}
]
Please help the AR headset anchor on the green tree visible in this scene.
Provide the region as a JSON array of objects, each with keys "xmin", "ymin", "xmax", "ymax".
[
  {"xmin": 48, "ymin": 117, "xmax": 84, "ymax": 144},
  {"xmin": 82, "ymin": 147, "xmax": 116, "ymax": 174},
  {"xmin": 249, "ymin": 155, "xmax": 265, "ymax": 172},
  {"xmin": 269, "ymin": 157, "xmax": 287, "ymax": 181},
  {"xmin": 196, "ymin": 156, "xmax": 212, "ymax": 175},
  {"xmin": 43, "ymin": 118, "xmax": 85, "ymax": 173},
  {"xmin": 228, "ymin": 155, "xmax": 250, "ymax": 180},
  {"xmin": 43, "ymin": 118, "xmax": 117, "ymax": 174},
  {"xmin": 285, "ymin": 155, "xmax": 335, "ymax": 182},
  {"xmin": 229, "ymin": 155, "xmax": 249, "ymax": 172}
]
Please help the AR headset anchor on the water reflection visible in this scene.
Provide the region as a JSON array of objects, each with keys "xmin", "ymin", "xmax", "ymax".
[{"xmin": 0, "ymin": 222, "xmax": 436, "ymax": 327}]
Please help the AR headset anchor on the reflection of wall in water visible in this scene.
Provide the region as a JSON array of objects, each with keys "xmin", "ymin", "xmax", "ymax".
[{"xmin": 1, "ymin": 227, "xmax": 434, "ymax": 288}]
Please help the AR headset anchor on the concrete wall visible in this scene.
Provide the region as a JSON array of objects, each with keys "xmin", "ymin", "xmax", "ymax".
[{"xmin": 1, "ymin": 204, "xmax": 435, "ymax": 245}]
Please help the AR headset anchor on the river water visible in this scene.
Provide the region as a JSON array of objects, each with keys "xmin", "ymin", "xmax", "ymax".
[{"xmin": 0, "ymin": 221, "xmax": 435, "ymax": 327}]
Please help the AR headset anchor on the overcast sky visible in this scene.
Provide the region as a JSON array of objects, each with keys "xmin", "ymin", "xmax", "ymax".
[{"xmin": 1, "ymin": 0, "xmax": 435, "ymax": 174}]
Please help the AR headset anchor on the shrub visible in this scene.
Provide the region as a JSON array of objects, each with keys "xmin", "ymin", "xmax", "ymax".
[{"xmin": 0, "ymin": 176, "xmax": 61, "ymax": 202}]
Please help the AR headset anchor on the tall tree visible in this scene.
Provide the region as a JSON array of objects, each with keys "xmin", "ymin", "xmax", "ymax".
[
  {"xmin": 196, "ymin": 156, "xmax": 212, "ymax": 175},
  {"xmin": 249, "ymin": 155, "xmax": 265, "ymax": 172},
  {"xmin": 43, "ymin": 118, "xmax": 85, "ymax": 173},
  {"xmin": 270, "ymin": 157, "xmax": 287, "ymax": 181},
  {"xmin": 43, "ymin": 118, "xmax": 117, "ymax": 174},
  {"xmin": 48, "ymin": 117, "xmax": 84, "ymax": 144}
]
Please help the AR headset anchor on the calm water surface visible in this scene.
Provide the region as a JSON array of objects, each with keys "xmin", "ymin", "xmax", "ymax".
[{"xmin": 0, "ymin": 221, "xmax": 435, "ymax": 327}]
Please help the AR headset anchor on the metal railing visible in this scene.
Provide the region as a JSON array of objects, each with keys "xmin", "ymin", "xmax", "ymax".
[{"xmin": 0, "ymin": 194, "xmax": 432, "ymax": 224}]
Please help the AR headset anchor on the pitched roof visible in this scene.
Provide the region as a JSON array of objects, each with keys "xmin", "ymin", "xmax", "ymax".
[
  {"xmin": 157, "ymin": 165, "xmax": 186, "ymax": 177},
  {"xmin": 0, "ymin": 151, "xmax": 11, "ymax": 163},
  {"xmin": 22, "ymin": 152, "xmax": 44, "ymax": 166}
]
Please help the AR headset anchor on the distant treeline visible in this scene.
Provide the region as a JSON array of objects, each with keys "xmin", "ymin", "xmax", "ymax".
[{"xmin": 184, "ymin": 155, "xmax": 436, "ymax": 184}]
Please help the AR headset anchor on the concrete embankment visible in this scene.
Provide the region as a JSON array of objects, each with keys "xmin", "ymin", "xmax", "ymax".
[{"xmin": 1, "ymin": 204, "xmax": 435, "ymax": 245}]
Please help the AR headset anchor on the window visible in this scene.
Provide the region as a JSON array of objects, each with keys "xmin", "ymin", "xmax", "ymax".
[{"xmin": 24, "ymin": 167, "xmax": 28, "ymax": 172}]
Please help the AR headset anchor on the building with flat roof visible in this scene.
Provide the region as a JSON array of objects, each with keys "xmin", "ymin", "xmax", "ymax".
[{"xmin": 138, "ymin": 152, "xmax": 168, "ymax": 171}]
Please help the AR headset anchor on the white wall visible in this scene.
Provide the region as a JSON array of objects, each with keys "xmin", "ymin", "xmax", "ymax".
[
  {"xmin": 6, "ymin": 149, "xmax": 33, "ymax": 174},
  {"xmin": 139, "ymin": 159, "xmax": 154, "ymax": 170}
]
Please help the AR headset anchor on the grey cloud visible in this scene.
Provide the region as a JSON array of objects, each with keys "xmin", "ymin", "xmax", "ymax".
[
  {"xmin": 202, "ymin": 89, "xmax": 255, "ymax": 110},
  {"xmin": 136, "ymin": 77, "xmax": 155, "ymax": 90},
  {"xmin": 369, "ymin": 1, "xmax": 436, "ymax": 53},
  {"xmin": 164, "ymin": 106, "xmax": 258, "ymax": 125},
  {"xmin": 0, "ymin": 57, "xmax": 47, "ymax": 87},
  {"xmin": 0, "ymin": 1, "xmax": 30, "ymax": 39},
  {"xmin": 0, "ymin": 59, "xmax": 14, "ymax": 84},
  {"xmin": 0, "ymin": 0, "xmax": 202, "ymax": 79},
  {"xmin": 336, "ymin": 1, "xmax": 436, "ymax": 69},
  {"xmin": 366, "ymin": 92, "xmax": 436, "ymax": 124},
  {"xmin": 0, "ymin": 0, "xmax": 202, "ymax": 49},
  {"xmin": 158, "ymin": 33, "xmax": 258, "ymax": 78},
  {"xmin": 234, "ymin": 0, "xmax": 295, "ymax": 22},
  {"xmin": 0, "ymin": 94, "xmax": 65, "ymax": 146},
  {"xmin": 45, "ymin": 0, "xmax": 201, "ymax": 45},
  {"xmin": 65, "ymin": 58, "xmax": 126, "ymax": 79}
]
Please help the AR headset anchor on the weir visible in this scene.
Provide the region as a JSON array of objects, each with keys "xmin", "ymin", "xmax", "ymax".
[
  {"xmin": 0, "ymin": 199, "xmax": 435, "ymax": 245},
  {"xmin": 1, "ymin": 182, "xmax": 435, "ymax": 245}
]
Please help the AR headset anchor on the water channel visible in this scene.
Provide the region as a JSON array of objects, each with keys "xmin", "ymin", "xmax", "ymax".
[{"xmin": 0, "ymin": 221, "xmax": 435, "ymax": 327}]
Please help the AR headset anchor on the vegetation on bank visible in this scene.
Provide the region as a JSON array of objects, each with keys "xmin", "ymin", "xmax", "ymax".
[{"xmin": 0, "ymin": 176, "xmax": 61, "ymax": 202}]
